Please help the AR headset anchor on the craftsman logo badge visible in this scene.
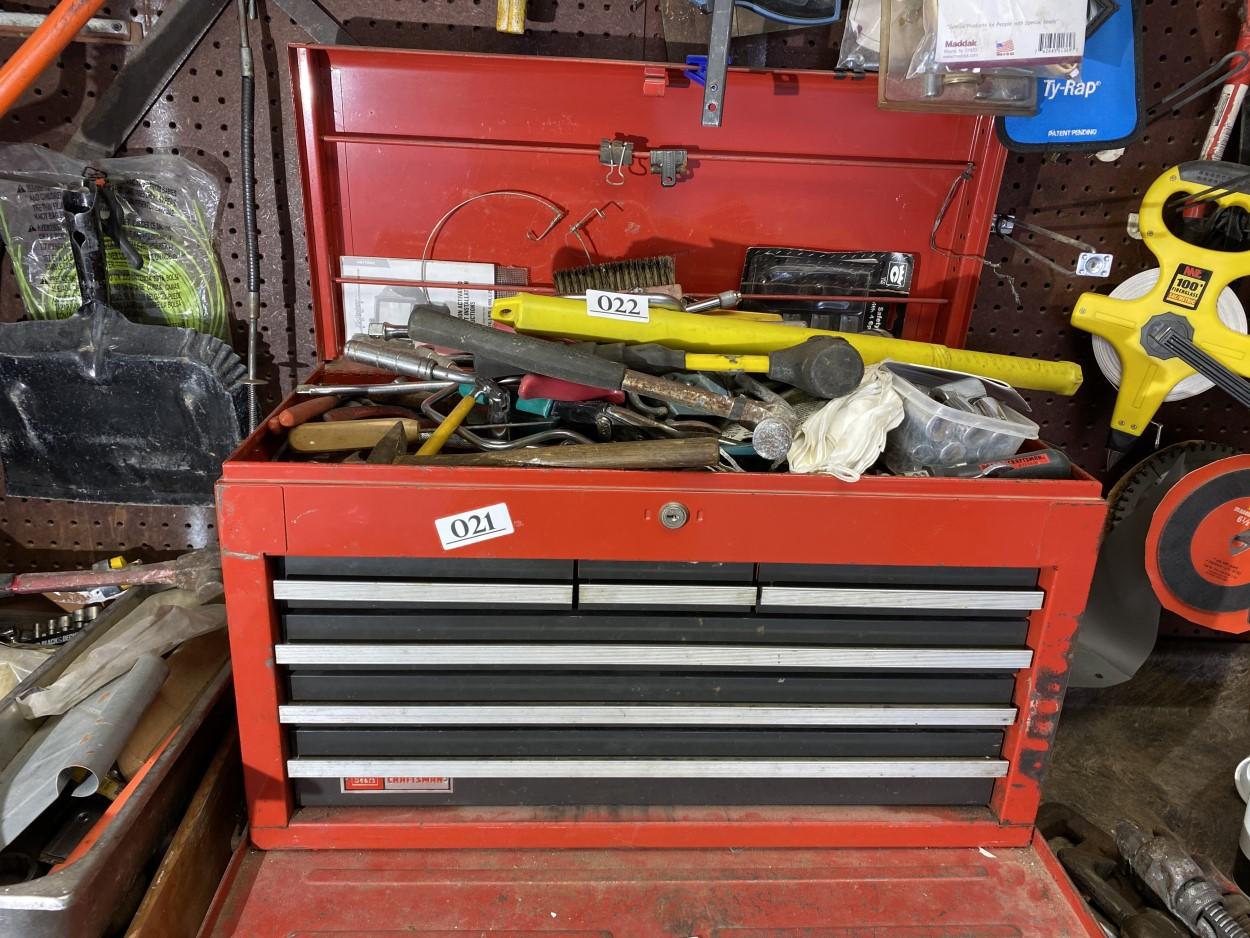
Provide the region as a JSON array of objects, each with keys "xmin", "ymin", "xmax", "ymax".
[
  {"xmin": 434, "ymin": 502, "xmax": 515, "ymax": 550},
  {"xmin": 341, "ymin": 777, "xmax": 453, "ymax": 793},
  {"xmin": 1164, "ymin": 264, "xmax": 1213, "ymax": 310}
]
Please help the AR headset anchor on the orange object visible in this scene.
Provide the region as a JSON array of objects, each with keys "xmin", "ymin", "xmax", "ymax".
[
  {"xmin": 322, "ymin": 404, "xmax": 419, "ymax": 422},
  {"xmin": 275, "ymin": 396, "xmax": 340, "ymax": 430},
  {"xmin": 50, "ymin": 724, "xmax": 180, "ymax": 872},
  {"xmin": 0, "ymin": 0, "xmax": 108, "ymax": 117}
]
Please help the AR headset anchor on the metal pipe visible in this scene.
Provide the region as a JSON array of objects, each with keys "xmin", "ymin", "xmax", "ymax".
[
  {"xmin": 343, "ymin": 337, "xmax": 475, "ymax": 384},
  {"xmin": 0, "ymin": 0, "xmax": 108, "ymax": 117}
]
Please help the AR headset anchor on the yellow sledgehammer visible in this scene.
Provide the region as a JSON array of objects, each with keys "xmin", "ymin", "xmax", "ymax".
[{"xmin": 492, "ymin": 294, "xmax": 1083, "ymax": 395}]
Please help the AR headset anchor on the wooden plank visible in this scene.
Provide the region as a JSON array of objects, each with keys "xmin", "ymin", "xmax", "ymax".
[
  {"xmin": 119, "ymin": 631, "xmax": 231, "ymax": 779},
  {"xmin": 124, "ymin": 728, "xmax": 243, "ymax": 938}
]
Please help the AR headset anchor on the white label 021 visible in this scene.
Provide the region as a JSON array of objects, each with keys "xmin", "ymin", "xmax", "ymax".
[
  {"xmin": 586, "ymin": 290, "xmax": 650, "ymax": 322},
  {"xmin": 434, "ymin": 502, "xmax": 514, "ymax": 550}
]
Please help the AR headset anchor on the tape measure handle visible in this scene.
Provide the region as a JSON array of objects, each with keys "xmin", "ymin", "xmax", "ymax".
[{"xmin": 1140, "ymin": 162, "xmax": 1250, "ymax": 260}]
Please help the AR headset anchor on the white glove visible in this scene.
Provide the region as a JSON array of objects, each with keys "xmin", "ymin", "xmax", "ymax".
[{"xmin": 787, "ymin": 364, "xmax": 905, "ymax": 481}]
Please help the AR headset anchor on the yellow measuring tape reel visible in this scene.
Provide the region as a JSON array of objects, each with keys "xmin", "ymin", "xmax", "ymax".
[{"xmin": 1073, "ymin": 161, "xmax": 1250, "ymax": 460}]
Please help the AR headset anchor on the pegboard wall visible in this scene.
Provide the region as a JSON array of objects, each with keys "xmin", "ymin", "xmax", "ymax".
[{"xmin": 0, "ymin": 0, "xmax": 1245, "ymax": 578}]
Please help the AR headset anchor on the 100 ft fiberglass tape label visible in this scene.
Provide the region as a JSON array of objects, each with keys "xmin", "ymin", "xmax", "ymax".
[{"xmin": 435, "ymin": 503, "xmax": 515, "ymax": 550}]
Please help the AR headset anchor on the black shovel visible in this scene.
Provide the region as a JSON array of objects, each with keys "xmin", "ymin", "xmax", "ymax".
[{"xmin": 0, "ymin": 172, "xmax": 245, "ymax": 505}]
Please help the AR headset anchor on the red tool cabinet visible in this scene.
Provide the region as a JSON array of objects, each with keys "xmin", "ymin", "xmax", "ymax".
[{"xmin": 217, "ymin": 46, "xmax": 1106, "ymax": 875}]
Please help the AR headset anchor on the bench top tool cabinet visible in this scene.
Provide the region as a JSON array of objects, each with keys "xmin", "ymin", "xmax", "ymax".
[{"xmin": 217, "ymin": 46, "xmax": 1107, "ymax": 868}]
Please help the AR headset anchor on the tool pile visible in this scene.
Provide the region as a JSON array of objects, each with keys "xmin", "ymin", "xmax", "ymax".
[{"xmin": 266, "ymin": 257, "xmax": 1079, "ymax": 479}]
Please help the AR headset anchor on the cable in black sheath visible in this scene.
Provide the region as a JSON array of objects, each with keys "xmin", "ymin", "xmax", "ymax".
[{"xmin": 238, "ymin": 0, "xmax": 262, "ymax": 431}]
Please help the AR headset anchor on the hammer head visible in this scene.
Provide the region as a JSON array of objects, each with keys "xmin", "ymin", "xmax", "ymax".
[{"xmin": 769, "ymin": 336, "xmax": 865, "ymax": 399}]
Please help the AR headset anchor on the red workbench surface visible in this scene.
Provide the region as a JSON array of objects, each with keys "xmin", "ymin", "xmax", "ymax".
[{"xmin": 201, "ymin": 835, "xmax": 1102, "ymax": 936}]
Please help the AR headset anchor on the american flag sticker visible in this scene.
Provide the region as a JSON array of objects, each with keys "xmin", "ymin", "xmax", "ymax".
[{"xmin": 995, "ymin": 38, "xmax": 1015, "ymax": 56}]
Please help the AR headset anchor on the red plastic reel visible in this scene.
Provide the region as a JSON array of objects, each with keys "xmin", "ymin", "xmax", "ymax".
[{"xmin": 1146, "ymin": 454, "xmax": 1250, "ymax": 632}]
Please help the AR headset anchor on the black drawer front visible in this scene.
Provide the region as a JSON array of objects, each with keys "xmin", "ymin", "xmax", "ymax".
[
  {"xmin": 757, "ymin": 564, "xmax": 1040, "ymax": 588},
  {"xmin": 292, "ymin": 776, "xmax": 996, "ymax": 807},
  {"xmin": 281, "ymin": 613, "xmax": 1030, "ymax": 647},
  {"xmin": 280, "ymin": 557, "xmax": 575, "ymax": 580},
  {"xmin": 277, "ymin": 558, "xmax": 1037, "ymax": 807},
  {"xmin": 286, "ymin": 671, "xmax": 1017, "ymax": 704},
  {"xmin": 291, "ymin": 727, "xmax": 1006, "ymax": 758}
]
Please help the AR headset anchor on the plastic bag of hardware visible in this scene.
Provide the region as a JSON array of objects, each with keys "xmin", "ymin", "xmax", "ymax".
[
  {"xmin": 904, "ymin": 0, "xmax": 1083, "ymax": 81},
  {"xmin": 0, "ymin": 144, "xmax": 231, "ymax": 341},
  {"xmin": 839, "ymin": 0, "xmax": 882, "ymax": 71},
  {"xmin": 880, "ymin": 0, "xmax": 1038, "ymax": 114},
  {"xmin": 18, "ymin": 589, "xmax": 226, "ymax": 719}
]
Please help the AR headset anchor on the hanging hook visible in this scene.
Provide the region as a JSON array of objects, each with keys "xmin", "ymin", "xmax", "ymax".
[
  {"xmin": 1145, "ymin": 51, "xmax": 1250, "ymax": 124},
  {"xmin": 565, "ymin": 201, "xmax": 623, "ymax": 262},
  {"xmin": 526, "ymin": 207, "xmax": 566, "ymax": 242}
]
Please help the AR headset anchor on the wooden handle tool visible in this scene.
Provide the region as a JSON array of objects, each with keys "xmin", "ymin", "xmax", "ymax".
[
  {"xmin": 288, "ymin": 418, "xmax": 427, "ymax": 453},
  {"xmin": 398, "ymin": 436, "xmax": 720, "ymax": 469}
]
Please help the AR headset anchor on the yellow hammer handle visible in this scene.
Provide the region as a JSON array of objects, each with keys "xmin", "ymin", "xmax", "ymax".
[
  {"xmin": 685, "ymin": 352, "xmax": 771, "ymax": 372},
  {"xmin": 496, "ymin": 0, "xmax": 526, "ymax": 34},
  {"xmin": 417, "ymin": 393, "xmax": 477, "ymax": 456},
  {"xmin": 492, "ymin": 295, "xmax": 1083, "ymax": 395}
]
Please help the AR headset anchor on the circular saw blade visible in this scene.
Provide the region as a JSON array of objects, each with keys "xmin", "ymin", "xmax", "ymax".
[
  {"xmin": 1072, "ymin": 440, "xmax": 1236, "ymax": 687},
  {"xmin": 1146, "ymin": 454, "xmax": 1250, "ymax": 633},
  {"xmin": 1106, "ymin": 440, "xmax": 1239, "ymax": 530}
]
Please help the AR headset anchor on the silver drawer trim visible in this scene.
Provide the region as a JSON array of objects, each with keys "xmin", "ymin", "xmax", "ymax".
[
  {"xmin": 759, "ymin": 587, "xmax": 1043, "ymax": 611},
  {"xmin": 578, "ymin": 584, "xmax": 758, "ymax": 606},
  {"xmin": 273, "ymin": 643, "xmax": 1034, "ymax": 670},
  {"xmin": 287, "ymin": 758, "xmax": 1010, "ymax": 779},
  {"xmin": 278, "ymin": 703, "xmax": 1017, "ymax": 727},
  {"xmin": 272, "ymin": 580, "xmax": 573, "ymax": 605}
]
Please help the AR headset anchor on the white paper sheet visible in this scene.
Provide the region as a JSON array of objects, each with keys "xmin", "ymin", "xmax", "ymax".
[{"xmin": 340, "ymin": 257, "xmax": 499, "ymax": 337}]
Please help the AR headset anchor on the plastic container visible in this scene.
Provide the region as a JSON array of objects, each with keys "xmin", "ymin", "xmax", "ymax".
[{"xmin": 885, "ymin": 371, "xmax": 1039, "ymax": 473}]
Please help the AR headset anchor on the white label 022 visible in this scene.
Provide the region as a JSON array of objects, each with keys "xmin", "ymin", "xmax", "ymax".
[
  {"xmin": 434, "ymin": 502, "xmax": 514, "ymax": 550},
  {"xmin": 586, "ymin": 290, "xmax": 650, "ymax": 322}
]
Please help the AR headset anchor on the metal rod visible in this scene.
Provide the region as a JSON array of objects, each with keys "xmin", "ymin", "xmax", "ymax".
[
  {"xmin": 701, "ymin": 0, "xmax": 734, "ymax": 127},
  {"xmin": 328, "ymin": 277, "xmax": 950, "ymax": 306},
  {"xmin": 287, "ymin": 758, "xmax": 1010, "ymax": 780},
  {"xmin": 273, "ymin": 642, "xmax": 1035, "ymax": 670},
  {"xmin": 318, "ymin": 131, "xmax": 977, "ymax": 173},
  {"xmin": 296, "ymin": 381, "xmax": 454, "ymax": 396}
]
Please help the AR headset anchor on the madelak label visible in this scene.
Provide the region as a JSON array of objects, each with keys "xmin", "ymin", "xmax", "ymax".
[{"xmin": 1164, "ymin": 263, "xmax": 1213, "ymax": 310}]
